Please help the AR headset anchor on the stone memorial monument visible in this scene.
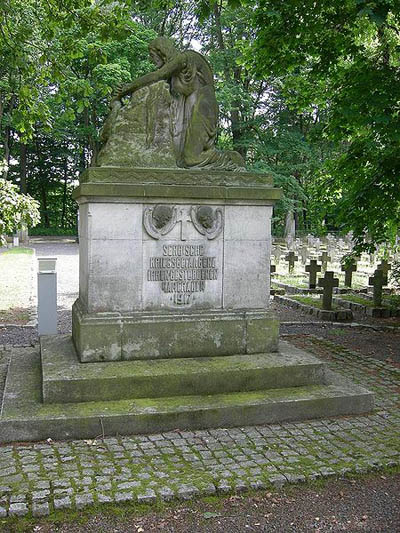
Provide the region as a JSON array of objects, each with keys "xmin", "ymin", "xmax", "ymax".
[{"xmin": 0, "ymin": 38, "xmax": 373, "ymax": 443}]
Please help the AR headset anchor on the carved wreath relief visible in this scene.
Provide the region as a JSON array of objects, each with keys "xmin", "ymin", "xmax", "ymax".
[{"xmin": 143, "ymin": 205, "xmax": 223, "ymax": 307}]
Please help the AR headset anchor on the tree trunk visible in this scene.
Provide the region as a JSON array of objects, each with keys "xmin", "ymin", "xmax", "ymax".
[
  {"xmin": 2, "ymin": 95, "xmax": 16, "ymax": 179},
  {"xmin": 41, "ymin": 183, "xmax": 50, "ymax": 227},
  {"xmin": 61, "ymin": 157, "xmax": 68, "ymax": 228},
  {"xmin": 20, "ymin": 143, "xmax": 27, "ymax": 193},
  {"xmin": 212, "ymin": 4, "xmax": 247, "ymax": 159}
]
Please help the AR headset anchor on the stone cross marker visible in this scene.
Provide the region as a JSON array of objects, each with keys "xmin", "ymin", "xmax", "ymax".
[
  {"xmin": 299, "ymin": 245, "xmax": 308, "ymax": 265},
  {"xmin": 285, "ymin": 251, "xmax": 298, "ymax": 273},
  {"xmin": 377, "ymin": 260, "xmax": 391, "ymax": 278},
  {"xmin": 341, "ymin": 261, "xmax": 357, "ymax": 287},
  {"xmin": 368, "ymin": 268, "xmax": 387, "ymax": 307},
  {"xmin": 305, "ymin": 259, "xmax": 322, "ymax": 289},
  {"xmin": 272, "ymin": 245, "xmax": 282, "ymax": 265},
  {"xmin": 318, "ymin": 251, "xmax": 331, "ymax": 272},
  {"xmin": 270, "ymin": 262, "xmax": 276, "ymax": 281},
  {"xmin": 318, "ymin": 271, "xmax": 339, "ymax": 310}
]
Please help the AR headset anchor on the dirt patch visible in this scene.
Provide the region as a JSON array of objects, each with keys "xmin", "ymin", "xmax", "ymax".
[
  {"xmin": 280, "ymin": 325, "xmax": 400, "ymax": 363},
  {"xmin": 11, "ymin": 473, "xmax": 399, "ymax": 533}
]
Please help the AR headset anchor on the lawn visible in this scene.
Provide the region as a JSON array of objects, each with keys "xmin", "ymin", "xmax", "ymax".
[
  {"xmin": 338, "ymin": 294, "xmax": 376, "ymax": 307},
  {"xmin": 0, "ymin": 247, "xmax": 34, "ymax": 324},
  {"xmin": 339, "ymin": 293, "xmax": 400, "ymax": 310},
  {"xmin": 290, "ymin": 295, "xmax": 343, "ymax": 310}
]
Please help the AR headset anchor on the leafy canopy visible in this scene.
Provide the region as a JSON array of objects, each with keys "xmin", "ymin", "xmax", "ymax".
[{"xmin": 248, "ymin": 0, "xmax": 400, "ymax": 250}]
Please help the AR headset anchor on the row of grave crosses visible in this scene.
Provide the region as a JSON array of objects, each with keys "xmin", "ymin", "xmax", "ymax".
[
  {"xmin": 284, "ymin": 251, "xmax": 332, "ymax": 274},
  {"xmin": 270, "ymin": 259, "xmax": 392, "ymax": 311},
  {"xmin": 281, "ymin": 249, "xmax": 392, "ymax": 285}
]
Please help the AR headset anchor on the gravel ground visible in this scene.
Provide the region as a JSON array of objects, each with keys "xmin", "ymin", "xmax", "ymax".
[
  {"xmin": 10, "ymin": 473, "xmax": 399, "ymax": 533},
  {"xmin": 271, "ymin": 299, "xmax": 400, "ymax": 363},
  {"xmin": 0, "ymin": 238, "xmax": 78, "ymax": 346}
]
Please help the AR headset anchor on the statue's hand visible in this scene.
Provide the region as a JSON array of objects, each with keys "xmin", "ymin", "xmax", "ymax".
[{"xmin": 110, "ymin": 82, "xmax": 127, "ymax": 106}]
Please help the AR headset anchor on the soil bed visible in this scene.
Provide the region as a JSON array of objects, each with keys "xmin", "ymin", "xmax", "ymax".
[{"xmin": 5, "ymin": 473, "xmax": 399, "ymax": 533}]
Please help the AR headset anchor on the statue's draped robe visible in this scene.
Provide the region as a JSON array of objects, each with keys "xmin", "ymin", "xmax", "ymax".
[{"xmin": 170, "ymin": 51, "xmax": 244, "ymax": 171}]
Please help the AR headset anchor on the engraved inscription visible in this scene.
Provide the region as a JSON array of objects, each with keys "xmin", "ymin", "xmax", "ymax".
[{"xmin": 146, "ymin": 244, "xmax": 218, "ymax": 306}]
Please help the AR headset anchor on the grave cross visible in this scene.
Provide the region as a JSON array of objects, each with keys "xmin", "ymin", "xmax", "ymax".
[
  {"xmin": 369, "ymin": 252, "xmax": 376, "ymax": 266},
  {"xmin": 272, "ymin": 245, "xmax": 282, "ymax": 265},
  {"xmin": 285, "ymin": 251, "xmax": 298, "ymax": 273},
  {"xmin": 270, "ymin": 263, "xmax": 276, "ymax": 283},
  {"xmin": 318, "ymin": 251, "xmax": 331, "ymax": 272},
  {"xmin": 341, "ymin": 261, "xmax": 357, "ymax": 288},
  {"xmin": 305, "ymin": 259, "xmax": 322, "ymax": 289},
  {"xmin": 368, "ymin": 268, "xmax": 387, "ymax": 307},
  {"xmin": 377, "ymin": 260, "xmax": 392, "ymax": 278},
  {"xmin": 299, "ymin": 245, "xmax": 308, "ymax": 265},
  {"xmin": 318, "ymin": 271, "xmax": 339, "ymax": 310}
]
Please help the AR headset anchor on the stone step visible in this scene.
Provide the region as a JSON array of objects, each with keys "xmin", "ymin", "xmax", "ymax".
[
  {"xmin": 0, "ymin": 346, "xmax": 374, "ymax": 443},
  {"xmin": 41, "ymin": 336, "xmax": 327, "ymax": 403}
]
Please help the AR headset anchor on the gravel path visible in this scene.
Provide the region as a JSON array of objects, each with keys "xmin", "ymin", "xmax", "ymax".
[{"xmin": 0, "ymin": 239, "xmax": 78, "ymax": 346}]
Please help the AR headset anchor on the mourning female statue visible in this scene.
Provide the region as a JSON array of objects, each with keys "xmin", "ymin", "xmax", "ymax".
[{"xmin": 104, "ymin": 37, "xmax": 245, "ymax": 171}]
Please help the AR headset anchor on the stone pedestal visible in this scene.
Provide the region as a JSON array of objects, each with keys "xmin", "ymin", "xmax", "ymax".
[
  {"xmin": 72, "ymin": 167, "xmax": 281, "ymax": 362},
  {"xmin": 0, "ymin": 166, "xmax": 375, "ymax": 444}
]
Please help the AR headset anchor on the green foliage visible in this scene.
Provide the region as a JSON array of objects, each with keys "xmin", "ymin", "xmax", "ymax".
[
  {"xmin": 1, "ymin": 1, "xmax": 156, "ymax": 228},
  {"xmin": 0, "ymin": 179, "xmax": 40, "ymax": 243},
  {"xmin": 250, "ymin": 0, "xmax": 400, "ymax": 250},
  {"xmin": 29, "ymin": 226, "xmax": 77, "ymax": 236},
  {"xmin": 2, "ymin": 0, "xmax": 397, "ymax": 245}
]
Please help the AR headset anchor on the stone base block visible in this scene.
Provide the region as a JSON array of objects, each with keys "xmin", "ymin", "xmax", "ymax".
[
  {"xmin": 41, "ymin": 336, "xmax": 326, "ymax": 403},
  {"xmin": 0, "ymin": 342, "xmax": 374, "ymax": 444},
  {"xmin": 72, "ymin": 299, "xmax": 279, "ymax": 362}
]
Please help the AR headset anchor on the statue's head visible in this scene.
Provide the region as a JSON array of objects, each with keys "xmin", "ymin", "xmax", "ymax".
[{"xmin": 149, "ymin": 37, "xmax": 178, "ymax": 67}]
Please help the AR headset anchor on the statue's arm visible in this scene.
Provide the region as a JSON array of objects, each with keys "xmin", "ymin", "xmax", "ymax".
[{"xmin": 115, "ymin": 55, "xmax": 185, "ymax": 100}]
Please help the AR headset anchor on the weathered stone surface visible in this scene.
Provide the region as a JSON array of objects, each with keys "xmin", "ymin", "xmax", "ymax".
[
  {"xmin": 96, "ymin": 82, "xmax": 176, "ymax": 169},
  {"xmin": 0, "ymin": 344, "xmax": 373, "ymax": 443},
  {"xmin": 72, "ymin": 303, "xmax": 279, "ymax": 362},
  {"xmin": 8, "ymin": 502, "xmax": 28, "ymax": 516},
  {"xmin": 0, "ymin": 336, "xmax": 397, "ymax": 517},
  {"xmin": 32, "ymin": 501, "xmax": 49, "ymax": 517},
  {"xmin": 105, "ymin": 37, "xmax": 244, "ymax": 171},
  {"xmin": 41, "ymin": 335, "xmax": 325, "ymax": 403},
  {"xmin": 73, "ymin": 174, "xmax": 280, "ymax": 318}
]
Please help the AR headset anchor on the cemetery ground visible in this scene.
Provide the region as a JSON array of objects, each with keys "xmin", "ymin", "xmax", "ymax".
[{"xmin": 0, "ymin": 240, "xmax": 399, "ymax": 531}]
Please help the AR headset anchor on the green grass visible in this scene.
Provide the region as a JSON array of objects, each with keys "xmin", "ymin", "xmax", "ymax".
[
  {"xmin": 339, "ymin": 293, "xmax": 400, "ymax": 310},
  {"xmin": 338, "ymin": 294, "xmax": 376, "ymax": 307},
  {"xmin": 1, "ymin": 247, "xmax": 33, "ymax": 255},
  {"xmin": 273, "ymin": 275, "xmax": 310, "ymax": 288},
  {"xmin": 384, "ymin": 294, "xmax": 400, "ymax": 309},
  {"xmin": 290, "ymin": 295, "xmax": 342, "ymax": 310},
  {"xmin": 274, "ymin": 272, "xmax": 368, "ymax": 290},
  {"xmin": 0, "ymin": 247, "xmax": 34, "ymax": 323}
]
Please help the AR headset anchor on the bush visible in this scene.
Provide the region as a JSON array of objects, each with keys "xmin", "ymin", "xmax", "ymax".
[
  {"xmin": 0, "ymin": 179, "xmax": 40, "ymax": 244},
  {"xmin": 29, "ymin": 226, "xmax": 77, "ymax": 236}
]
